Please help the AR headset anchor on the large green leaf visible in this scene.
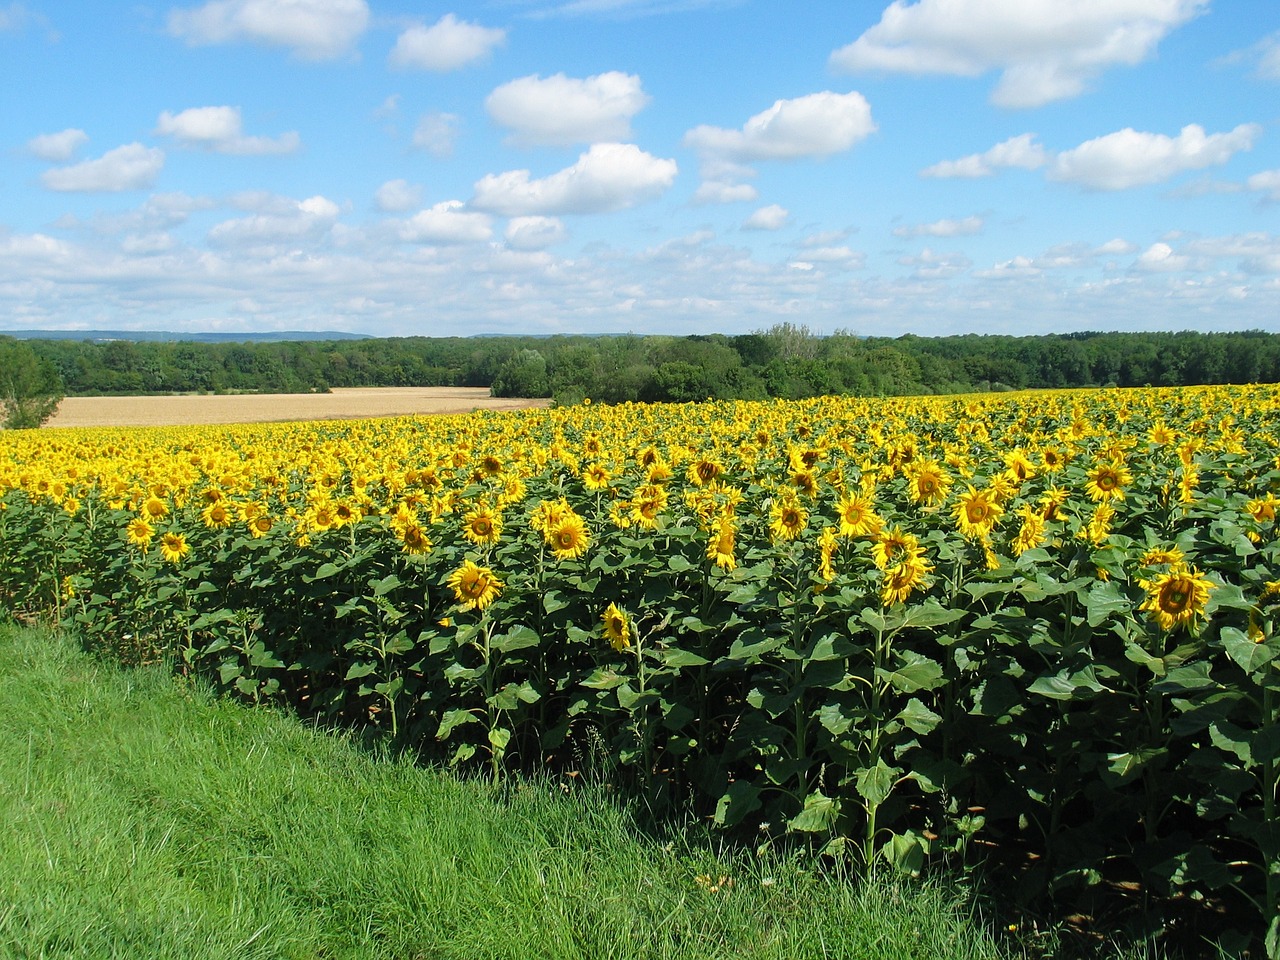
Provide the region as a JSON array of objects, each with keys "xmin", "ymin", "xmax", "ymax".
[{"xmin": 788, "ymin": 791, "xmax": 840, "ymax": 833}]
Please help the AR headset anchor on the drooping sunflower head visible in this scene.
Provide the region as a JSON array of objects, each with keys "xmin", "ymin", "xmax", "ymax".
[
  {"xmin": 1139, "ymin": 564, "xmax": 1212, "ymax": 631},
  {"xmin": 706, "ymin": 516, "xmax": 737, "ymax": 571},
  {"xmin": 601, "ymin": 602, "xmax": 631, "ymax": 652}
]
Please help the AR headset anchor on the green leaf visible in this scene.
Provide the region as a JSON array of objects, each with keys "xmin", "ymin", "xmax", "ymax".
[
  {"xmin": 818, "ymin": 702, "xmax": 854, "ymax": 737},
  {"xmin": 882, "ymin": 832, "xmax": 926, "ymax": 876},
  {"xmin": 787, "ymin": 791, "xmax": 840, "ymax": 833},
  {"xmin": 901, "ymin": 600, "xmax": 964, "ymax": 629},
  {"xmin": 667, "ymin": 555, "xmax": 694, "ymax": 573},
  {"xmin": 488, "ymin": 727, "xmax": 512, "ymax": 752},
  {"xmin": 436, "ymin": 709, "xmax": 477, "ymax": 739},
  {"xmin": 542, "ymin": 590, "xmax": 569, "ymax": 614},
  {"xmin": 660, "ymin": 647, "xmax": 710, "ymax": 668},
  {"xmin": 896, "ymin": 698, "xmax": 942, "ymax": 735},
  {"xmin": 1209, "ymin": 721, "xmax": 1253, "ymax": 766},
  {"xmin": 345, "ymin": 660, "xmax": 377, "ymax": 681},
  {"xmin": 724, "ymin": 629, "xmax": 785, "ymax": 663},
  {"xmin": 1027, "ymin": 666, "xmax": 1108, "ymax": 700},
  {"xmin": 491, "ymin": 625, "xmax": 540, "ymax": 654},
  {"xmin": 312, "ymin": 562, "xmax": 342, "ymax": 580},
  {"xmin": 855, "ymin": 760, "xmax": 899, "ymax": 809},
  {"xmin": 713, "ymin": 780, "xmax": 762, "ymax": 827},
  {"xmin": 580, "ymin": 667, "xmax": 626, "ymax": 690},
  {"xmin": 370, "ymin": 574, "xmax": 402, "ymax": 596},
  {"xmin": 1220, "ymin": 626, "xmax": 1277, "ymax": 675},
  {"xmin": 876, "ymin": 651, "xmax": 944, "ymax": 693},
  {"xmin": 1086, "ymin": 581, "xmax": 1131, "ymax": 627}
]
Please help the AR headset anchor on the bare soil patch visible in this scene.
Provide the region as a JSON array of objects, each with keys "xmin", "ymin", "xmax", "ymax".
[{"xmin": 47, "ymin": 387, "xmax": 549, "ymax": 429}]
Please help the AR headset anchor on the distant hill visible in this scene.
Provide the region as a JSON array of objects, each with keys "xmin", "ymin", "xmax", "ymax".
[{"xmin": 2, "ymin": 330, "xmax": 370, "ymax": 343}]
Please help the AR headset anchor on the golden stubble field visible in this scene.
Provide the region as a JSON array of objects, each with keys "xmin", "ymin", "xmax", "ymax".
[{"xmin": 46, "ymin": 387, "xmax": 549, "ymax": 429}]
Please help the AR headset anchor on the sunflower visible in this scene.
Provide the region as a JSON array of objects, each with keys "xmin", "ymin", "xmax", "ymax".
[
  {"xmin": 630, "ymin": 484, "xmax": 667, "ymax": 529},
  {"xmin": 547, "ymin": 512, "xmax": 590, "ymax": 561},
  {"xmin": 1246, "ymin": 494, "xmax": 1277, "ymax": 524},
  {"xmin": 247, "ymin": 514, "xmax": 274, "ymax": 539},
  {"xmin": 601, "ymin": 602, "xmax": 631, "ymax": 652},
  {"xmin": 447, "ymin": 559, "xmax": 503, "ymax": 611},
  {"xmin": 872, "ymin": 526, "xmax": 924, "ymax": 571},
  {"xmin": 141, "ymin": 495, "xmax": 169, "ymax": 520},
  {"xmin": 1139, "ymin": 564, "xmax": 1212, "ymax": 631},
  {"xmin": 817, "ymin": 526, "xmax": 838, "ymax": 581},
  {"xmin": 462, "ymin": 504, "xmax": 502, "ymax": 546},
  {"xmin": 159, "ymin": 531, "xmax": 190, "ymax": 564},
  {"xmin": 1010, "ymin": 505, "xmax": 1047, "ymax": 557},
  {"xmin": 837, "ymin": 493, "xmax": 882, "ymax": 539},
  {"xmin": 126, "ymin": 516, "xmax": 155, "ymax": 548},
  {"xmin": 201, "ymin": 501, "xmax": 234, "ymax": 529},
  {"xmin": 881, "ymin": 555, "xmax": 932, "ymax": 606},
  {"xmin": 907, "ymin": 459, "xmax": 952, "ymax": 505},
  {"xmin": 706, "ymin": 515, "xmax": 737, "ymax": 572},
  {"xmin": 954, "ymin": 486, "xmax": 1002, "ymax": 540},
  {"xmin": 1139, "ymin": 544, "xmax": 1185, "ymax": 568},
  {"xmin": 769, "ymin": 497, "xmax": 808, "ymax": 542},
  {"xmin": 397, "ymin": 522, "xmax": 431, "ymax": 555},
  {"xmin": 582, "ymin": 462, "xmax": 612, "ymax": 492},
  {"xmin": 687, "ymin": 458, "xmax": 723, "ymax": 487},
  {"xmin": 1085, "ymin": 462, "xmax": 1132, "ymax": 502},
  {"xmin": 1148, "ymin": 422, "xmax": 1175, "ymax": 446}
]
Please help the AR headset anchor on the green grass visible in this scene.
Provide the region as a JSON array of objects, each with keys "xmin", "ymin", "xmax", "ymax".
[{"xmin": 0, "ymin": 620, "xmax": 1019, "ymax": 960}]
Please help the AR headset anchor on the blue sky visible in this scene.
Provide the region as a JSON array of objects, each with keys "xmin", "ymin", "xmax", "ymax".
[{"xmin": 1, "ymin": 0, "xmax": 1278, "ymax": 338}]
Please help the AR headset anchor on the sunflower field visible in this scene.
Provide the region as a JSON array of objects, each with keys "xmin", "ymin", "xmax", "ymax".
[{"xmin": 2, "ymin": 386, "xmax": 1278, "ymax": 950}]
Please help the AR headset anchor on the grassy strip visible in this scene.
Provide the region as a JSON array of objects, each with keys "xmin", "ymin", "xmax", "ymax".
[{"xmin": 0, "ymin": 621, "xmax": 1013, "ymax": 960}]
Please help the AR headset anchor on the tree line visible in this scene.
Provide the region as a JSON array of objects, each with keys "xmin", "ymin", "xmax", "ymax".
[{"xmin": 6, "ymin": 327, "xmax": 1280, "ymax": 417}]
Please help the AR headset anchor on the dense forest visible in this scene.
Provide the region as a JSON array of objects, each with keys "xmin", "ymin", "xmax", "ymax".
[{"xmin": 13, "ymin": 326, "xmax": 1280, "ymax": 404}]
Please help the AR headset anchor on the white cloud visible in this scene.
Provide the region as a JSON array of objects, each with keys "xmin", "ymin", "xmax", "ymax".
[
  {"xmin": 398, "ymin": 201, "xmax": 493, "ymax": 244},
  {"xmin": 1134, "ymin": 241, "xmax": 1191, "ymax": 272},
  {"xmin": 1261, "ymin": 32, "xmax": 1280, "ymax": 80},
  {"xmin": 168, "ymin": 0, "xmax": 369, "ymax": 60},
  {"xmin": 486, "ymin": 72, "xmax": 649, "ymax": 146},
  {"xmin": 472, "ymin": 143, "xmax": 677, "ymax": 216},
  {"xmin": 41, "ymin": 143, "xmax": 165, "ymax": 192},
  {"xmin": 684, "ymin": 90, "xmax": 875, "ymax": 162},
  {"xmin": 27, "ymin": 128, "xmax": 89, "ymax": 162},
  {"xmin": 1248, "ymin": 169, "xmax": 1280, "ymax": 201},
  {"xmin": 691, "ymin": 181, "xmax": 758, "ymax": 205},
  {"xmin": 974, "ymin": 255, "xmax": 1041, "ymax": 280},
  {"xmin": 505, "ymin": 216, "xmax": 567, "ymax": 250},
  {"xmin": 1095, "ymin": 237, "xmax": 1137, "ymax": 256},
  {"xmin": 742, "ymin": 204, "xmax": 789, "ymax": 231},
  {"xmin": 412, "ymin": 112, "xmax": 460, "ymax": 157},
  {"xmin": 893, "ymin": 215, "xmax": 984, "ymax": 238},
  {"xmin": 799, "ymin": 246, "xmax": 865, "ymax": 269},
  {"xmin": 898, "ymin": 247, "xmax": 972, "ymax": 280},
  {"xmin": 921, "ymin": 133, "xmax": 1047, "ymax": 178},
  {"xmin": 1049, "ymin": 123, "xmax": 1260, "ymax": 190},
  {"xmin": 831, "ymin": 0, "xmax": 1208, "ymax": 108},
  {"xmin": 389, "ymin": 14, "xmax": 504, "ymax": 71},
  {"xmin": 375, "ymin": 179, "xmax": 421, "ymax": 213},
  {"xmin": 208, "ymin": 194, "xmax": 341, "ymax": 247},
  {"xmin": 156, "ymin": 106, "xmax": 299, "ymax": 155}
]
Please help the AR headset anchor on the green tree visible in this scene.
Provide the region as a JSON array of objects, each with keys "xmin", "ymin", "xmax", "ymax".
[{"xmin": 0, "ymin": 339, "xmax": 64, "ymax": 429}]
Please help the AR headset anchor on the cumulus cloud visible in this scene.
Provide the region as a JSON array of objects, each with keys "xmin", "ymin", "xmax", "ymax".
[
  {"xmin": 796, "ymin": 246, "xmax": 865, "ymax": 269},
  {"xmin": 389, "ymin": 14, "xmax": 504, "ymax": 71},
  {"xmin": 1095, "ymin": 237, "xmax": 1137, "ymax": 256},
  {"xmin": 893, "ymin": 215, "xmax": 984, "ymax": 238},
  {"xmin": 898, "ymin": 247, "xmax": 972, "ymax": 280},
  {"xmin": 398, "ymin": 201, "xmax": 493, "ymax": 244},
  {"xmin": 156, "ymin": 106, "xmax": 299, "ymax": 155},
  {"xmin": 412, "ymin": 112, "xmax": 460, "ymax": 157},
  {"xmin": 831, "ymin": 0, "xmax": 1208, "ymax": 108},
  {"xmin": 1049, "ymin": 123, "xmax": 1260, "ymax": 190},
  {"xmin": 684, "ymin": 91, "xmax": 875, "ymax": 162},
  {"xmin": 1248, "ymin": 169, "xmax": 1280, "ymax": 201},
  {"xmin": 375, "ymin": 179, "xmax": 422, "ymax": 213},
  {"xmin": 742, "ymin": 204, "xmax": 789, "ymax": 231},
  {"xmin": 504, "ymin": 216, "xmax": 567, "ymax": 250},
  {"xmin": 922, "ymin": 133, "xmax": 1047, "ymax": 178},
  {"xmin": 1134, "ymin": 241, "xmax": 1191, "ymax": 272},
  {"xmin": 486, "ymin": 72, "xmax": 649, "ymax": 146},
  {"xmin": 471, "ymin": 142, "xmax": 677, "ymax": 216},
  {"xmin": 974, "ymin": 255, "xmax": 1041, "ymax": 280},
  {"xmin": 208, "ymin": 194, "xmax": 341, "ymax": 247},
  {"xmin": 168, "ymin": 0, "xmax": 369, "ymax": 60},
  {"xmin": 41, "ymin": 143, "xmax": 165, "ymax": 192},
  {"xmin": 691, "ymin": 181, "xmax": 759, "ymax": 205},
  {"xmin": 27, "ymin": 128, "xmax": 89, "ymax": 162}
]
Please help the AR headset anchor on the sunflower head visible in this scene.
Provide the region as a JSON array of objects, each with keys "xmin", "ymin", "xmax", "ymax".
[
  {"xmin": 447, "ymin": 559, "xmax": 502, "ymax": 611},
  {"xmin": 546, "ymin": 512, "xmax": 590, "ymax": 560},
  {"xmin": 1139, "ymin": 564, "xmax": 1212, "ymax": 632},
  {"xmin": 601, "ymin": 602, "xmax": 631, "ymax": 652}
]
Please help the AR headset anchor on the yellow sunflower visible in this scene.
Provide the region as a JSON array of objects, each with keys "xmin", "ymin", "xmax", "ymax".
[
  {"xmin": 881, "ymin": 556, "xmax": 932, "ymax": 606},
  {"xmin": 1085, "ymin": 462, "xmax": 1132, "ymax": 502},
  {"xmin": 954, "ymin": 486, "xmax": 1002, "ymax": 540},
  {"xmin": 400, "ymin": 522, "xmax": 432, "ymax": 555},
  {"xmin": 906, "ymin": 459, "xmax": 952, "ymax": 505},
  {"xmin": 462, "ymin": 504, "xmax": 502, "ymax": 546},
  {"xmin": 159, "ymin": 531, "xmax": 190, "ymax": 564},
  {"xmin": 247, "ymin": 514, "xmax": 274, "ymax": 539},
  {"xmin": 601, "ymin": 602, "xmax": 631, "ymax": 652},
  {"xmin": 1138, "ymin": 565, "xmax": 1212, "ymax": 631},
  {"xmin": 872, "ymin": 526, "xmax": 923, "ymax": 571},
  {"xmin": 546, "ymin": 512, "xmax": 590, "ymax": 560},
  {"xmin": 706, "ymin": 515, "xmax": 737, "ymax": 572},
  {"xmin": 837, "ymin": 492, "xmax": 882, "ymax": 539},
  {"xmin": 769, "ymin": 497, "xmax": 808, "ymax": 542},
  {"xmin": 447, "ymin": 559, "xmax": 502, "ymax": 611},
  {"xmin": 126, "ymin": 516, "xmax": 155, "ymax": 548},
  {"xmin": 200, "ymin": 501, "xmax": 234, "ymax": 529}
]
